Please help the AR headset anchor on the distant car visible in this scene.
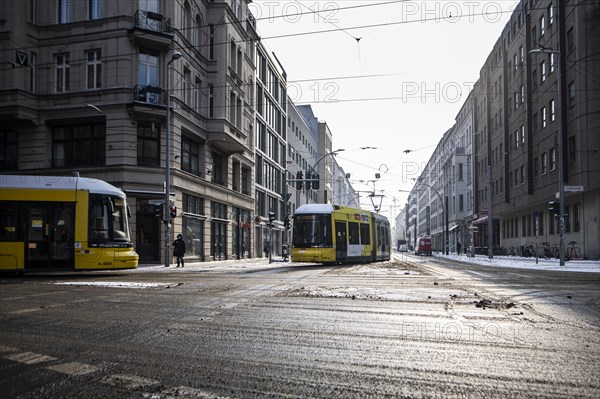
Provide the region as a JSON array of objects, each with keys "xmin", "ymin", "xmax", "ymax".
[{"xmin": 398, "ymin": 244, "xmax": 408, "ymax": 252}]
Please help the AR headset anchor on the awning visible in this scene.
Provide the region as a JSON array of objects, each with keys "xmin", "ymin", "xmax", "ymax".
[{"xmin": 449, "ymin": 224, "xmax": 459, "ymax": 231}]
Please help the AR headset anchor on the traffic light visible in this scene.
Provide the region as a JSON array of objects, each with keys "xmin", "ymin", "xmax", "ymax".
[
  {"xmin": 305, "ymin": 171, "xmax": 312, "ymax": 190},
  {"xmin": 169, "ymin": 205, "xmax": 177, "ymax": 219},
  {"xmin": 268, "ymin": 211, "xmax": 276, "ymax": 225},
  {"xmin": 548, "ymin": 200, "xmax": 559, "ymax": 215},
  {"xmin": 154, "ymin": 204, "xmax": 163, "ymax": 218},
  {"xmin": 313, "ymin": 174, "xmax": 320, "ymax": 190},
  {"xmin": 284, "ymin": 215, "xmax": 290, "ymax": 230},
  {"xmin": 296, "ymin": 171, "xmax": 303, "ymax": 190}
]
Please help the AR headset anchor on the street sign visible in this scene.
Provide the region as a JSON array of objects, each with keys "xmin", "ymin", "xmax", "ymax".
[
  {"xmin": 149, "ymin": 199, "xmax": 164, "ymax": 205},
  {"xmin": 564, "ymin": 185, "xmax": 584, "ymax": 192}
]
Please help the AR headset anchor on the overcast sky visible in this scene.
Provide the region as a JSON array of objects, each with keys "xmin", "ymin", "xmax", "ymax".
[{"xmin": 251, "ymin": 0, "xmax": 518, "ymax": 217}]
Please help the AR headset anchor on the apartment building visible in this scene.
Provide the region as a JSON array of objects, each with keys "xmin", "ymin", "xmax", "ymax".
[
  {"xmin": 286, "ymin": 101, "xmax": 319, "ymax": 212},
  {"xmin": 407, "ymin": 0, "xmax": 600, "ymax": 258},
  {"xmin": 253, "ymin": 40, "xmax": 287, "ymax": 258},
  {"xmin": 0, "ymin": 0, "xmax": 259, "ymax": 263}
]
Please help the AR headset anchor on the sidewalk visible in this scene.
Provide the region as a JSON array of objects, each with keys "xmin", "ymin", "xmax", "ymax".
[{"xmin": 396, "ymin": 251, "xmax": 600, "ymax": 273}]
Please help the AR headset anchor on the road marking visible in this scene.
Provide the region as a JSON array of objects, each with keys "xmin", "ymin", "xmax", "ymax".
[
  {"xmin": 55, "ymin": 281, "xmax": 175, "ymax": 289},
  {"xmin": 101, "ymin": 373, "xmax": 160, "ymax": 390},
  {"xmin": 155, "ymin": 386, "xmax": 234, "ymax": 398},
  {"xmin": 0, "ymin": 345, "xmax": 19, "ymax": 354},
  {"xmin": 47, "ymin": 361, "xmax": 99, "ymax": 376},
  {"xmin": 5, "ymin": 351, "xmax": 57, "ymax": 364}
]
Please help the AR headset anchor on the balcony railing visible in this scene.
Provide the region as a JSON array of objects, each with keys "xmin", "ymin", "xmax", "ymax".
[
  {"xmin": 134, "ymin": 10, "xmax": 171, "ymax": 34},
  {"xmin": 134, "ymin": 84, "xmax": 166, "ymax": 105}
]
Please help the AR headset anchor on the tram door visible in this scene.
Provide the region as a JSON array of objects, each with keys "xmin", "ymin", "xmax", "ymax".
[
  {"xmin": 335, "ymin": 221, "xmax": 347, "ymax": 261},
  {"xmin": 23, "ymin": 202, "xmax": 75, "ymax": 269}
]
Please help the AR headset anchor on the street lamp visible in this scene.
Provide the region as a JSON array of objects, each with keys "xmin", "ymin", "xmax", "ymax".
[
  {"xmin": 164, "ymin": 50, "xmax": 182, "ymax": 268},
  {"xmin": 530, "ymin": 47, "xmax": 565, "ymax": 266}
]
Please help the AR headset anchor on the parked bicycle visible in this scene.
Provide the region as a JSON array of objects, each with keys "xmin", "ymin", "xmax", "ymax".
[
  {"xmin": 517, "ymin": 244, "xmax": 535, "ymax": 258},
  {"xmin": 540, "ymin": 242, "xmax": 559, "ymax": 259}
]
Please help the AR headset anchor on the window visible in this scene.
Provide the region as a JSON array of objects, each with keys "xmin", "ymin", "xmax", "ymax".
[
  {"xmin": 208, "ymin": 84, "xmax": 214, "ymax": 117},
  {"xmin": 348, "ymin": 222, "xmax": 360, "ymax": 245},
  {"xmin": 567, "ymin": 27, "xmax": 574, "ymax": 53},
  {"xmin": 0, "ymin": 131, "xmax": 18, "ymax": 170},
  {"xmin": 459, "ymin": 194, "xmax": 464, "ymax": 211},
  {"xmin": 137, "ymin": 122, "xmax": 160, "ymax": 166},
  {"xmin": 540, "ymin": 61, "xmax": 546, "ymax": 82},
  {"xmin": 30, "ymin": 52, "xmax": 36, "ymax": 93},
  {"xmin": 183, "ymin": 2, "xmax": 192, "ymax": 42},
  {"xmin": 209, "ymin": 25, "xmax": 215, "ymax": 59},
  {"xmin": 519, "ymin": 45, "xmax": 524, "ymax": 65},
  {"xmin": 183, "ymin": 193, "xmax": 204, "ymax": 215},
  {"xmin": 515, "ymin": 129, "xmax": 519, "ymax": 148},
  {"xmin": 568, "ymin": 81, "xmax": 575, "ymax": 107},
  {"xmin": 550, "ymin": 99, "xmax": 555, "ymax": 122},
  {"xmin": 541, "ymin": 106, "xmax": 547, "ymax": 128},
  {"xmin": 86, "ymin": 49, "xmax": 101, "ymax": 89},
  {"xmin": 58, "ymin": 0, "xmax": 71, "ymax": 23},
  {"xmin": 137, "ymin": 49, "xmax": 159, "ymax": 103},
  {"xmin": 534, "ymin": 157, "xmax": 539, "ymax": 178},
  {"xmin": 360, "ymin": 224, "xmax": 370, "ymax": 245},
  {"xmin": 458, "ymin": 163, "xmax": 464, "ymax": 181},
  {"xmin": 183, "ymin": 68, "xmax": 191, "ymax": 105},
  {"xmin": 541, "ymin": 153, "xmax": 548, "ymax": 174},
  {"xmin": 548, "ymin": 3, "xmax": 554, "ymax": 25},
  {"xmin": 182, "ymin": 135, "xmax": 202, "ymax": 176},
  {"xmin": 195, "ymin": 15, "xmax": 203, "ymax": 50},
  {"xmin": 194, "ymin": 77, "xmax": 201, "ymax": 113},
  {"xmin": 211, "ymin": 151, "xmax": 225, "ymax": 185},
  {"xmin": 531, "ymin": 26, "xmax": 537, "ymax": 48},
  {"xmin": 565, "ymin": 205, "xmax": 571, "ymax": 233},
  {"xmin": 241, "ymin": 166, "xmax": 250, "ymax": 195},
  {"xmin": 52, "ymin": 122, "xmax": 106, "ymax": 167},
  {"xmin": 520, "ymin": 85, "xmax": 525, "ymax": 104},
  {"xmin": 568, "ymin": 136, "xmax": 576, "ymax": 162},
  {"xmin": 55, "ymin": 54, "xmax": 70, "ymax": 93},
  {"xmin": 549, "ymin": 53, "xmax": 555, "ymax": 74},
  {"xmin": 520, "ymin": 165, "xmax": 525, "ymax": 184},
  {"xmin": 573, "ymin": 204, "xmax": 580, "ymax": 232},
  {"xmin": 539, "ymin": 16, "xmax": 545, "ymax": 36},
  {"xmin": 138, "ymin": 48, "xmax": 158, "ymax": 86},
  {"xmin": 89, "ymin": 0, "xmax": 102, "ymax": 20},
  {"xmin": 549, "ymin": 147, "xmax": 556, "ymax": 171}
]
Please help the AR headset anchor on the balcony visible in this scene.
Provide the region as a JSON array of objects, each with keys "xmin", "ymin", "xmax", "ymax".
[
  {"xmin": 129, "ymin": 10, "xmax": 173, "ymax": 49},
  {"xmin": 134, "ymin": 84, "xmax": 166, "ymax": 105}
]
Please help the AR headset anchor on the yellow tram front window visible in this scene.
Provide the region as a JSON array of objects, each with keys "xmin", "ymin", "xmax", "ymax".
[
  {"xmin": 89, "ymin": 194, "xmax": 132, "ymax": 245},
  {"xmin": 292, "ymin": 214, "xmax": 332, "ymax": 248}
]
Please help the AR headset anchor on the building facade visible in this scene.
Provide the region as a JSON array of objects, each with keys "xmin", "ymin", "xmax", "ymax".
[
  {"xmin": 406, "ymin": 0, "xmax": 600, "ymax": 259},
  {"xmin": 1, "ymin": 0, "xmax": 260, "ymax": 264},
  {"xmin": 253, "ymin": 40, "xmax": 287, "ymax": 258}
]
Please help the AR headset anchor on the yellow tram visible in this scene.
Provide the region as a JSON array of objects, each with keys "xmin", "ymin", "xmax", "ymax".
[
  {"xmin": 0, "ymin": 175, "xmax": 138, "ymax": 271},
  {"xmin": 291, "ymin": 204, "xmax": 391, "ymax": 264}
]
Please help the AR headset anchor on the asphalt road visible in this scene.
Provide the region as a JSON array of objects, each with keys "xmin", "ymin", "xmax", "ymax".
[{"xmin": 1, "ymin": 255, "xmax": 599, "ymax": 398}]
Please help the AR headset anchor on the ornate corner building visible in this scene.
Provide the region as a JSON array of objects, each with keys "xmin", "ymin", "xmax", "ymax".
[{"xmin": 0, "ymin": 0, "xmax": 259, "ymax": 263}]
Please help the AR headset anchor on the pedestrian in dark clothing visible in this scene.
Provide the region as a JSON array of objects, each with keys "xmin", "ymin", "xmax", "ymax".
[
  {"xmin": 172, "ymin": 234, "xmax": 186, "ymax": 267},
  {"xmin": 457, "ymin": 241, "xmax": 462, "ymax": 255}
]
